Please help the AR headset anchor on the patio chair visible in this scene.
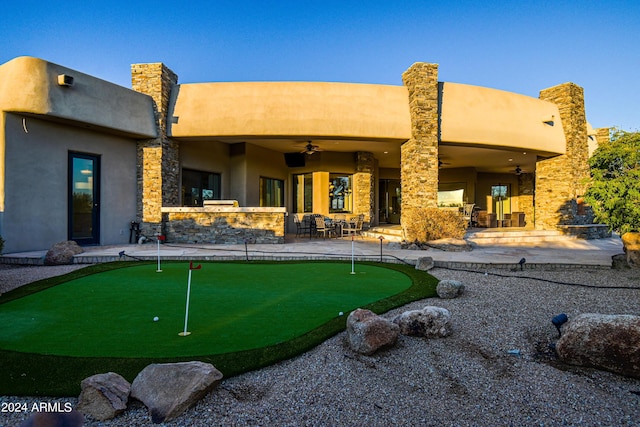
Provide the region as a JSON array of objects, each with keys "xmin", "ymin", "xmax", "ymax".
[
  {"xmin": 462, "ymin": 203, "xmax": 475, "ymax": 226},
  {"xmin": 313, "ymin": 215, "xmax": 335, "ymax": 238},
  {"xmin": 293, "ymin": 213, "xmax": 311, "ymax": 237},
  {"xmin": 341, "ymin": 215, "xmax": 363, "ymax": 238}
]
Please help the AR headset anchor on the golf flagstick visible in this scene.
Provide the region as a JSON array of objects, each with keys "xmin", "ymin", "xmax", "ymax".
[
  {"xmin": 351, "ymin": 235, "xmax": 356, "ymax": 274},
  {"xmin": 156, "ymin": 235, "xmax": 165, "ymax": 272},
  {"xmin": 179, "ymin": 261, "xmax": 202, "ymax": 336}
]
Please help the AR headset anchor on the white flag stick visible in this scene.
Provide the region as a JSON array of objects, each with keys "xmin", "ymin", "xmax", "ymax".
[
  {"xmin": 156, "ymin": 236, "xmax": 162, "ymax": 272},
  {"xmin": 351, "ymin": 235, "xmax": 356, "ymax": 275},
  {"xmin": 180, "ymin": 269, "xmax": 192, "ymax": 336},
  {"xmin": 156, "ymin": 239, "xmax": 161, "ymax": 272}
]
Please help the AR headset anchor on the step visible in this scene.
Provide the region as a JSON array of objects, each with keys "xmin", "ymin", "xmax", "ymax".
[
  {"xmin": 364, "ymin": 227, "xmax": 578, "ymax": 245},
  {"xmin": 368, "ymin": 226, "xmax": 403, "ymax": 236},
  {"xmin": 467, "ymin": 229, "xmax": 562, "ymax": 239},
  {"xmin": 466, "ymin": 229, "xmax": 575, "ymax": 245},
  {"xmin": 362, "ymin": 226, "xmax": 404, "ymax": 242}
]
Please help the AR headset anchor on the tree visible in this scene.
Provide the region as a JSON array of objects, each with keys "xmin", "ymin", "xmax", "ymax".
[{"xmin": 584, "ymin": 130, "xmax": 640, "ymax": 234}]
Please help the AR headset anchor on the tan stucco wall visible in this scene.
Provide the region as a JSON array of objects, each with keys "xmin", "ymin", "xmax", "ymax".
[
  {"xmin": 168, "ymin": 82, "xmax": 412, "ymax": 141},
  {"xmin": 180, "ymin": 140, "xmax": 231, "ymax": 200},
  {"xmin": 2, "ymin": 114, "xmax": 137, "ymax": 253},
  {"xmin": 0, "ymin": 56, "xmax": 157, "ymax": 138},
  {"xmin": 223, "ymin": 142, "xmax": 291, "ymax": 206},
  {"xmin": 440, "ymin": 82, "xmax": 566, "ymax": 156}
]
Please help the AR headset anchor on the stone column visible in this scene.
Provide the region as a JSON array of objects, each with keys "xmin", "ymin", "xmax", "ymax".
[
  {"xmin": 354, "ymin": 151, "xmax": 375, "ymax": 223},
  {"xmin": 535, "ymin": 83, "xmax": 590, "ymax": 229},
  {"xmin": 131, "ymin": 63, "xmax": 179, "ymax": 235},
  {"xmin": 401, "ymin": 63, "xmax": 439, "ymax": 241},
  {"xmin": 595, "ymin": 127, "xmax": 610, "ymax": 146}
]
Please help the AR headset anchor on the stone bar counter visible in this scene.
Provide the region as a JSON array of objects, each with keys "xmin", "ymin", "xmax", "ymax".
[{"xmin": 161, "ymin": 203, "xmax": 286, "ymax": 244}]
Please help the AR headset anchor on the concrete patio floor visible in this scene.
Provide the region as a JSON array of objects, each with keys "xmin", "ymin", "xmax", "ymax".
[{"xmin": 0, "ymin": 233, "xmax": 625, "ymax": 270}]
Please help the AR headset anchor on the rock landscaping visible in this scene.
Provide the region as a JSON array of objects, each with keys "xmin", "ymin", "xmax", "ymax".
[
  {"xmin": 346, "ymin": 308, "xmax": 399, "ymax": 355},
  {"xmin": 436, "ymin": 279, "xmax": 465, "ymax": 298},
  {"xmin": 622, "ymin": 231, "xmax": 640, "ymax": 268},
  {"xmin": 76, "ymin": 372, "xmax": 130, "ymax": 421},
  {"xmin": 4, "ymin": 267, "xmax": 640, "ymax": 426},
  {"xmin": 44, "ymin": 240, "xmax": 84, "ymax": 265},
  {"xmin": 556, "ymin": 313, "xmax": 640, "ymax": 379}
]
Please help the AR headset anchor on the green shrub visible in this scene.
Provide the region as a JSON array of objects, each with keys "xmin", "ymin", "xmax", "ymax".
[
  {"xmin": 584, "ymin": 130, "xmax": 640, "ymax": 234},
  {"xmin": 403, "ymin": 207, "xmax": 467, "ymax": 242}
]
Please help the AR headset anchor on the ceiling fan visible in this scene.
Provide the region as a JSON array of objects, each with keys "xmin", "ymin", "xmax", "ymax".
[
  {"xmin": 300, "ymin": 141, "xmax": 321, "ymax": 155},
  {"xmin": 515, "ymin": 165, "xmax": 523, "ymax": 175}
]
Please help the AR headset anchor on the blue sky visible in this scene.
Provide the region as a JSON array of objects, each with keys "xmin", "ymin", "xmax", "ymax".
[{"xmin": 2, "ymin": 1, "xmax": 638, "ymax": 131}]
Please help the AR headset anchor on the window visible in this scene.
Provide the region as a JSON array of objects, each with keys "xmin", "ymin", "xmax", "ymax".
[
  {"xmin": 329, "ymin": 174, "xmax": 352, "ymax": 213},
  {"xmin": 260, "ymin": 177, "xmax": 284, "ymax": 207},
  {"xmin": 293, "ymin": 173, "xmax": 313, "ymax": 213},
  {"xmin": 438, "ymin": 182, "xmax": 467, "ymax": 207},
  {"xmin": 182, "ymin": 169, "xmax": 221, "ymax": 206}
]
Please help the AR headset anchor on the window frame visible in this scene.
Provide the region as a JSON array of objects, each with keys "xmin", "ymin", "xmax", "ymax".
[
  {"xmin": 181, "ymin": 168, "xmax": 221, "ymax": 207},
  {"xmin": 259, "ymin": 176, "xmax": 285, "ymax": 207}
]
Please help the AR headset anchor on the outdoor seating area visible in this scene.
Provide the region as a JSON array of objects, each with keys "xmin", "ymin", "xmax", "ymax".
[
  {"xmin": 475, "ymin": 210, "xmax": 526, "ymax": 228},
  {"xmin": 293, "ymin": 214, "xmax": 365, "ymax": 239}
]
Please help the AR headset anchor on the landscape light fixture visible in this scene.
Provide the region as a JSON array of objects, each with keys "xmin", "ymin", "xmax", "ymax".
[{"xmin": 551, "ymin": 313, "xmax": 568, "ymax": 337}]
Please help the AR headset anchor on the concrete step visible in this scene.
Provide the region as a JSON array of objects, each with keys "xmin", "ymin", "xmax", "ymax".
[
  {"xmin": 466, "ymin": 229, "xmax": 573, "ymax": 245},
  {"xmin": 362, "ymin": 226, "xmax": 403, "ymax": 242},
  {"xmin": 364, "ymin": 227, "xmax": 578, "ymax": 245}
]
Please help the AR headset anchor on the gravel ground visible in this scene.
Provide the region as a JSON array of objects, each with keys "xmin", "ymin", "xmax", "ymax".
[{"xmin": 2, "ymin": 264, "xmax": 640, "ymax": 427}]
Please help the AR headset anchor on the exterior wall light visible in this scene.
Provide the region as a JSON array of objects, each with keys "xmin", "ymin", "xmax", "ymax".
[
  {"xmin": 57, "ymin": 74, "xmax": 74, "ymax": 87},
  {"xmin": 542, "ymin": 115, "xmax": 555, "ymax": 126}
]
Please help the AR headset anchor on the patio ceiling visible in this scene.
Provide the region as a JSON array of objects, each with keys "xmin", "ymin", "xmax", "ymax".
[
  {"xmin": 438, "ymin": 144, "xmax": 541, "ymax": 175},
  {"xmin": 183, "ymin": 136, "xmax": 404, "ymax": 169},
  {"xmin": 181, "ymin": 136, "xmax": 547, "ymax": 173}
]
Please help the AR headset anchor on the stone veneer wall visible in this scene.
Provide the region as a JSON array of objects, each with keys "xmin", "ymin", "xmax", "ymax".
[
  {"xmin": 595, "ymin": 127, "xmax": 610, "ymax": 147},
  {"xmin": 131, "ymin": 63, "xmax": 180, "ymax": 236},
  {"xmin": 162, "ymin": 209, "xmax": 286, "ymax": 244},
  {"xmin": 353, "ymin": 151, "xmax": 375, "ymax": 224},
  {"xmin": 401, "ymin": 63, "xmax": 439, "ymax": 241},
  {"xmin": 535, "ymin": 83, "xmax": 592, "ymax": 229}
]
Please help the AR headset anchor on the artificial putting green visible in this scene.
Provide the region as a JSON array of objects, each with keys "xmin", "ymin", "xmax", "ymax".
[
  {"xmin": 0, "ymin": 260, "xmax": 438, "ymax": 396},
  {"xmin": 0, "ymin": 262, "xmax": 411, "ymax": 358}
]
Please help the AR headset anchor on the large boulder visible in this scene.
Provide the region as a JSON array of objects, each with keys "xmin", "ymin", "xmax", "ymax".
[
  {"xmin": 131, "ymin": 361, "xmax": 223, "ymax": 423},
  {"xmin": 622, "ymin": 232, "xmax": 640, "ymax": 268},
  {"xmin": 611, "ymin": 253, "xmax": 629, "ymax": 269},
  {"xmin": 44, "ymin": 240, "xmax": 84, "ymax": 265},
  {"xmin": 415, "ymin": 256, "xmax": 435, "ymax": 271},
  {"xmin": 556, "ymin": 313, "xmax": 640, "ymax": 379},
  {"xmin": 393, "ymin": 306, "xmax": 452, "ymax": 337},
  {"xmin": 76, "ymin": 372, "xmax": 131, "ymax": 421},
  {"xmin": 436, "ymin": 279, "xmax": 465, "ymax": 299},
  {"xmin": 346, "ymin": 308, "xmax": 399, "ymax": 355}
]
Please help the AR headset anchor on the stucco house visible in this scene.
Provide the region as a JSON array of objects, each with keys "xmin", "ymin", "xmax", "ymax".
[{"xmin": 0, "ymin": 56, "xmax": 608, "ymax": 253}]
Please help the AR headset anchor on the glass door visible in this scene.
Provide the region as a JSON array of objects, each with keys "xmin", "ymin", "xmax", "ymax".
[
  {"xmin": 491, "ymin": 184, "xmax": 511, "ymax": 222},
  {"xmin": 379, "ymin": 179, "xmax": 401, "ymax": 224},
  {"xmin": 69, "ymin": 152, "xmax": 100, "ymax": 245}
]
